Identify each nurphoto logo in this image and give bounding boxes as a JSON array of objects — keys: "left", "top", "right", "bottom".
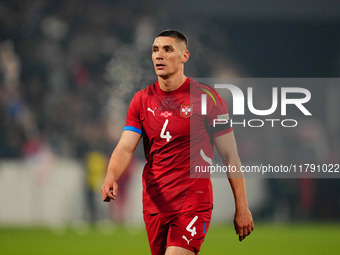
[{"left": 201, "top": 84, "right": 312, "bottom": 128}]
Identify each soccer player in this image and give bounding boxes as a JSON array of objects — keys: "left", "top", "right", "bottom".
[{"left": 101, "top": 30, "right": 254, "bottom": 255}]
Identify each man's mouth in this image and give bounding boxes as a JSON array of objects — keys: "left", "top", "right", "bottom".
[{"left": 156, "top": 64, "right": 165, "bottom": 67}]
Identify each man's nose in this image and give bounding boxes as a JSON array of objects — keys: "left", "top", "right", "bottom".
[{"left": 155, "top": 51, "right": 164, "bottom": 60}]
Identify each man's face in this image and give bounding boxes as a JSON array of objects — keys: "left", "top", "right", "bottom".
[{"left": 152, "top": 36, "right": 189, "bottom": 78}]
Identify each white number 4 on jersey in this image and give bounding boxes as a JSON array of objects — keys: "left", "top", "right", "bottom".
[{"left": 160, "top": 119, "right": 172, "bottom": 142}]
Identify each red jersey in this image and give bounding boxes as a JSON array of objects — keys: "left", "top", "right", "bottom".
[{"left": 124, "top": 78, "right": 232, "bottom": 213}]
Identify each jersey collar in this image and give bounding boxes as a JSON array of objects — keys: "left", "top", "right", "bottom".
[{"left": 155, "top": 77, "right": 190, "bottom": 96}]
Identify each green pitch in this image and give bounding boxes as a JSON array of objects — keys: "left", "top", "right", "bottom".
[{"left": 1, "top": 223, "right": 339, "bottom": 254}]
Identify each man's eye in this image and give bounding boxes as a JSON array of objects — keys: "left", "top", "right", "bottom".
[{"left": 166, "top": 48, "right": 172, "bottom": 52}]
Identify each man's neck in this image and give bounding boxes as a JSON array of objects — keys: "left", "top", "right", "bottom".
[{"left": 158, "top": 73, "right": 187, "bottom": 92}]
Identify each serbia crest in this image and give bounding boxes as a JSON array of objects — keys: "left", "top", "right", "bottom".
[{"left": 180, "top": 104, "right": 193, "bottom": 118}]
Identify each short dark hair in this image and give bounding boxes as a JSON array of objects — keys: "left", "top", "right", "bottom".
[{"left": 156, "top": 29, "right": 188, "bottom": 49}]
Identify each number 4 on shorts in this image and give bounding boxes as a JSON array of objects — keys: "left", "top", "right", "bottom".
[{"left": 186, "top": 216, "right": 198, "bottom": 237}]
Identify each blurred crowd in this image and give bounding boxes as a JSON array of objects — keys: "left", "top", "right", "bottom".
[
  {"left": 0, "top": 0, "right": 339, "bottom": 221},
  {"left": 0, "top": 0, "right": 150, "bottom": 159}
]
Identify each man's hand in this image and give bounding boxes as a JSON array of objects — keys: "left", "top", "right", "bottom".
[
  {"left": 101, "top": 179, "right": 118, "bottom": 202},
  {"left": 100, "top": 130, "right": 141, "bottom": 202},
  {"left": 233, "top": 206, "right": 254, "bottom": 241}
]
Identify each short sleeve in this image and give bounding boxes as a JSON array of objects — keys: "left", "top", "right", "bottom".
[
  {"left": 124, "top": 92, "right": 142, "bottom": 135},
  {"left": 206, "top": 90, "right": 233, "bottom": 137}
]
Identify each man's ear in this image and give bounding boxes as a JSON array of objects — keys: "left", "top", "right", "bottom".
[{"left": 182, "top": 50, "right": 190, "bottom": 63}]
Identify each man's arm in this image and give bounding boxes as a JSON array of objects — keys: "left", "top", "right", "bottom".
[
  {"left": 213, "top": 131, "right": 254, "bottom": 241},
  {"left": 101, "top": 130, "right": 141, "bottom": 202}
]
